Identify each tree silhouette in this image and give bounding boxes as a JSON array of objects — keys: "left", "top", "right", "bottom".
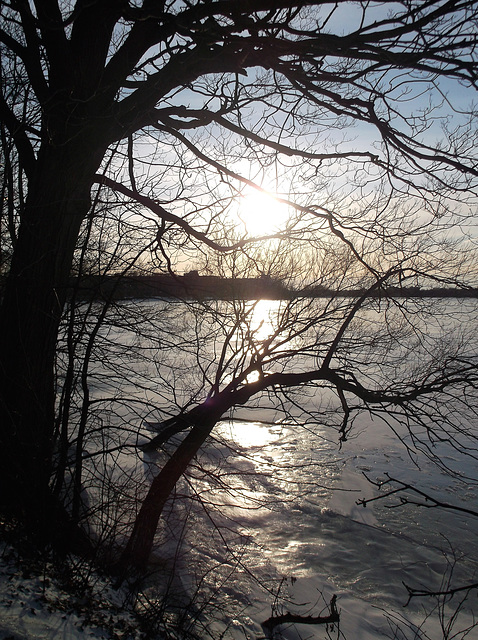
[{"left": 1, "top": 0, "right": 477, "bottom": 578}]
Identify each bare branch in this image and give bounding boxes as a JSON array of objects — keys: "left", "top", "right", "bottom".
[
  {"left": 357, "top": 473, "right": 478, "bottom": 519},
  {"left": 94, "top": 173, "right": 288, "bottom": 251}
]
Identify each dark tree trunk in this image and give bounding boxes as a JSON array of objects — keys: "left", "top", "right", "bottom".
[
  {"left": 117, "top": 403, "right": 225, "bottom": 578},
  {"left": 0, "top": 141, "right": 101, "bottom": 543}
]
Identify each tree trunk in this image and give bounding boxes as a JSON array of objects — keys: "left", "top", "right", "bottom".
[
  {"left": 117, "top": 404, "right": 225, "bottom": 578},
  {"left": 0, "top": 142, "right": 99, "bottom": 543}
]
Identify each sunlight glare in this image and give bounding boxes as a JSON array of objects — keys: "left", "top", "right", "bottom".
[
  {"left": 221, "top": 420, "right": 278, "bottom": 448},
  {"left": 249, "top": 299, "right": 282, "bottom": 342},
  {"left": 238, "top": 189, "right": 289, "bottom": 236}
]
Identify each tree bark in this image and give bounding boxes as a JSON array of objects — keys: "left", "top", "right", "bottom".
[{"left": 0, "top": 141, "right": 101, "bottom": 542}]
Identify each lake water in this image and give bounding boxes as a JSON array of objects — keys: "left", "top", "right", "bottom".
[{"left": 75, "top": 297, "right": 478, "bottom": 639}]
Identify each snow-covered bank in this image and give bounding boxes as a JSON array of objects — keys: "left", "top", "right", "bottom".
[
  {"left": 1, "top": 410, "right": 476, "bottom": 640},
  {"left": 0, "top": 539, "right": 145, "bottom": 640}
]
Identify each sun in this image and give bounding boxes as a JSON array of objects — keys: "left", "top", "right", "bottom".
[{"left": 237, "top": 188, "right": 290, "bottom": 236}]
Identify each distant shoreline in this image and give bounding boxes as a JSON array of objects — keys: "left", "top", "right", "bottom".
[{"left": 69, "top": 272, "right": 478, "bottom": 301}]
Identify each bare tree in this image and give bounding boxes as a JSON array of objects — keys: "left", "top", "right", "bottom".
[{"left": 1, "top": 1, "right": 478, "bottom": 596}]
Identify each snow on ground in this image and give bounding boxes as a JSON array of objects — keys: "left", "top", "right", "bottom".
[
  {"left": 0, "top": 538, "right": 145, "bottom": 640},
  {"left": 1, "top": 411, "right": 476, "bottom": 640}
]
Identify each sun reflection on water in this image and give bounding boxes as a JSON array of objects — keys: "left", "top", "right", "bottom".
[
  {"left": 248, "top": 299, "right": 282, "bottom": 342},
  {"left": 219, "top": 420, "right": 279, "bottom": 448}
]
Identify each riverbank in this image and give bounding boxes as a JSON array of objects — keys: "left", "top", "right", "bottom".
[{"left": 68, "top": 271, "right": 478, "bottom": 301}]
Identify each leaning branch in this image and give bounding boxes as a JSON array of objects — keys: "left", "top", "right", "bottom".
[{"left": 143, "top": 355, "right": 478, "bottom": 451}]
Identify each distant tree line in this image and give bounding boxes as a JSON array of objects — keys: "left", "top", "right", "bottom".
[{"left": 70, "top": 271, "right": 478, "bottom": 301}]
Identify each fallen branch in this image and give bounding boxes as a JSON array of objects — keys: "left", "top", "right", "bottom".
[
  {"left": 262, "top": 594, "right": 339, "bottom": 632},
  {"left": 357, "top": 473, "right": 478, "bottom": 518},
  {"left": 403, "top": 581, "right": 478, "bottom": 605}
]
